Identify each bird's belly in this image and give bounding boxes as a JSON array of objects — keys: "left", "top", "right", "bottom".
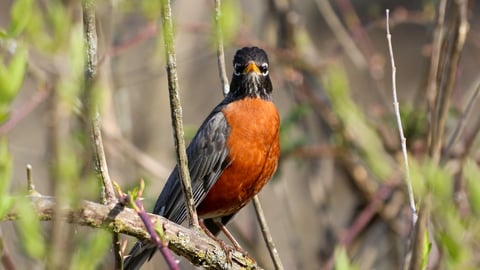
[{"left": 197, "top": 98, "right": 280, "bottom": 218}]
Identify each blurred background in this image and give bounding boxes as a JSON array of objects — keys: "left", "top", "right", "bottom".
[{"left": 1, "top": 0, "right": 480, "bottom": 269}]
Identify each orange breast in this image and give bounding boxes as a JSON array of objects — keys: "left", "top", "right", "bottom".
[{"left": 197, "top": 98, "right": 280, "bottom": 218}]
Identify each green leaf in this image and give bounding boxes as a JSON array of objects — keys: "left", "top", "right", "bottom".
[
  {"left": 325, "top": 64, "right": 392, "bottom": 180},
  {"left": 6, "top": 46, "right": 28, "bottom": 98},
  {"left": 333, "top": 246, "right": 358, "bottom": 270},
  {"left": 0, "top": 46, "right": 28, "bottom": 104},
  {"left": 218, "top": 0, "right": 240, "bottom": 45},
  {"left": 464, "top": 159, "right": 480, "bottom": 215},
  {"left": 421, "top": 229, "right": 432, "bottom": 270},
  {"left": 0, "top": 196, "right": 13, "bottom": 220},
  {"left": 69, "top": 230, "right": 111, "bottom": 270},
  {"left": 8, "top": 0, "right": 34, "bottom": 37}
]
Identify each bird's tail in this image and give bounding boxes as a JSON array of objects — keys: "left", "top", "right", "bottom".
[{"left": 123, "top": 240, "right": 156, "bottom": 270}]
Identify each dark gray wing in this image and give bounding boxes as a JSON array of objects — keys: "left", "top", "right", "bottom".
[
  {"left": 152, "top": 108, "right": 231, "bottom": 224},
  {"left": 124, "top": 106, "right": 231, "bottom": 270}
]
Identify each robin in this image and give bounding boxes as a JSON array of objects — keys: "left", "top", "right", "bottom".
[{"left": 124, "top": 47, "right": 280, "bottom": 269}]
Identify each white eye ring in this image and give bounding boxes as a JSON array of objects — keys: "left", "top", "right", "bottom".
[
  {"left": 234, "top": 63, "right": 242, "bottom": 76},
  {"left": 260, "top": 63, "right": 269, "bottom": 75}
]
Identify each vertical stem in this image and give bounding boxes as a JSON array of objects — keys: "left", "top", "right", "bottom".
[
  {"left": 253, "top": 196, "right": 284, "bottom": 270},
  {"left": 82, "top": 0, "right": 116, "bottom": 204},
  {"left": 386, "top": 9, "right": 417, "bottom": 226},
  {"left": 214, "top": 0, "right": 230, "bottom": 96},
  {"left": 160, "top": 0, "right": 199, "bottom": 228},
  {"left": 82, "top": 0, "right": 120, "bottom": 266}
]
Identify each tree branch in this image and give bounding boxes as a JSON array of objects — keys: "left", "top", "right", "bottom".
[{"left": 4, "top": 196, "right": 260, "bottom": 270}]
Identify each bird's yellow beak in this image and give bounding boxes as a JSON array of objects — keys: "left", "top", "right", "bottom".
[{"left": 243, "top": 61, "right": 260, "bottom": 74}]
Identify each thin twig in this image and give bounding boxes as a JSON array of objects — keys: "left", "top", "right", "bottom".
[
  {"left": 442, "top": 77, "right": 480, "bottom": 163},
  {"left": 425, "top": 0, "right": 447, "bottom": 145},
  {"left": 214, "top": 0, "right": 230, "bottom": 96},
  {"left": 0, "top": 228, "right": 15, "bottom": 270},
  {"left": 429, "top": 0, "right": 469, "bottom": 163},
  {"left": 26, "top": 164, "right": 34, "bottom": 193},
  {"left": 112, "top": 232, "right": 123, "bottom": 270},
  {"left": 314, "top": 0, "right": 367, "bottom": 69},
  {"left": 0, "top": 84, "right": 51, "bottom": 135},
  {"left": 408, "top": 198, "right": 429, "bottom": 270},
  {"left": 385, "top": 9, "right": 417, "bottom": 225},
  {"left": 252, "top": 196, "right": 284, "bottom": 270},
  {"left": 160, "top": 0, "right": 199, "bottom": 228}
]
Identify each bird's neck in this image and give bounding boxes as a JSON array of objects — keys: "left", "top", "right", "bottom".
[{"left": 227, "top": 79, "right": 273, "bottom": 101}]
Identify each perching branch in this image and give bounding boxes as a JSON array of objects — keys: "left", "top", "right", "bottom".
[
  {"left": 4, "top": 196, "right": 260, "bottom": 270},
  {"left": 160, "top": 0, "right": 199, "bottom": 228}
]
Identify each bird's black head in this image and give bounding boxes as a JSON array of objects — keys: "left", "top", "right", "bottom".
[{"left": 228, "top": 47, "right": 273, "bottom": 101}]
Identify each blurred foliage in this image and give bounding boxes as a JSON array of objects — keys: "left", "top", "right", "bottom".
[
  {"left": 333, "top": 246, "right": 358, "bottom": 270},
  {"left": 0, "top": 46, "right": 27, "bottom": 122},
  {"left": 70, "top": 229, "right": 112, "bottom": 270},
  {"left": 15, "top": 196, "right": 46, "bottom": 259},
  {"left": 279, "top": 103, "right": 310, "bottom": 154},
  {"left": 324, "top": 63, "right": 392, "bottom": 180},
  {"left": 211, "top": 0, "right": 240, "bottom": 46},
  {"left": 0, "top": 0, "right": 480, "bottom": 269},
  {"left": 0, "top": 138, "right": 13, "bottom": 220},
  {"left": 464, "top": 159, "right": 480, "bottom": 215}
]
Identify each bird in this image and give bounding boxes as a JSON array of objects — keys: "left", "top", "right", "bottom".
[{"left": 124, "top": 46, "right": 280, "bottom": 269}]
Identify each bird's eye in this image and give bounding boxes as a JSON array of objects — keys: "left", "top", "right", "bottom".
[
  {"left": 259, "top": 63, "right": 269, "bottom": 75},
  {"left": 234, "top": 63, "right": 242, "bottom": 75}
]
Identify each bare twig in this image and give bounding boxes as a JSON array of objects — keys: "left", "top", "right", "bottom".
[
  {"left": 214, "top": 0, "right": 230, "bottom": 96},
  {"left": 252, "top": 196, "right": 284, "bottom": 270},
  {"left": 107, "top": 21, "right": 158, "bottom": 58},
  {"left": 324, "top": 183, "right": 398, "bottom": 270},
  {"left": 386, "top": 9, "right": 417, "bottom": 226},
  {"left": 0, "top": 84, "right": 51, "bottom": 135},
  {"left": 0, "top": 229, "right": 15, "bottom": 270},
  {"left": 4, "top": 196, "right": 260, "bottom": 270},
  {"left": 429, "top": 0, "right": 469, "bottom": 162},
  {"left": 26, "top": 164, "right": 34, "bottom": 193},
  {"left": 314, "top": 0, "right": 367, "bottom": 68},
  {"left": 160, "top": 0, "right": 199, "bottom": 228},
  {"left": 408, "top": 199, "right": 429, "bottom": 270},
  {"left": 442, "top": 77, "right": 480, "bottom": 163},
  {"left": 340, "top": 183, "right": 396, "bottom": 246},
  {"left": 425, "top": 0, "right": 447, "bottom": 125}
]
